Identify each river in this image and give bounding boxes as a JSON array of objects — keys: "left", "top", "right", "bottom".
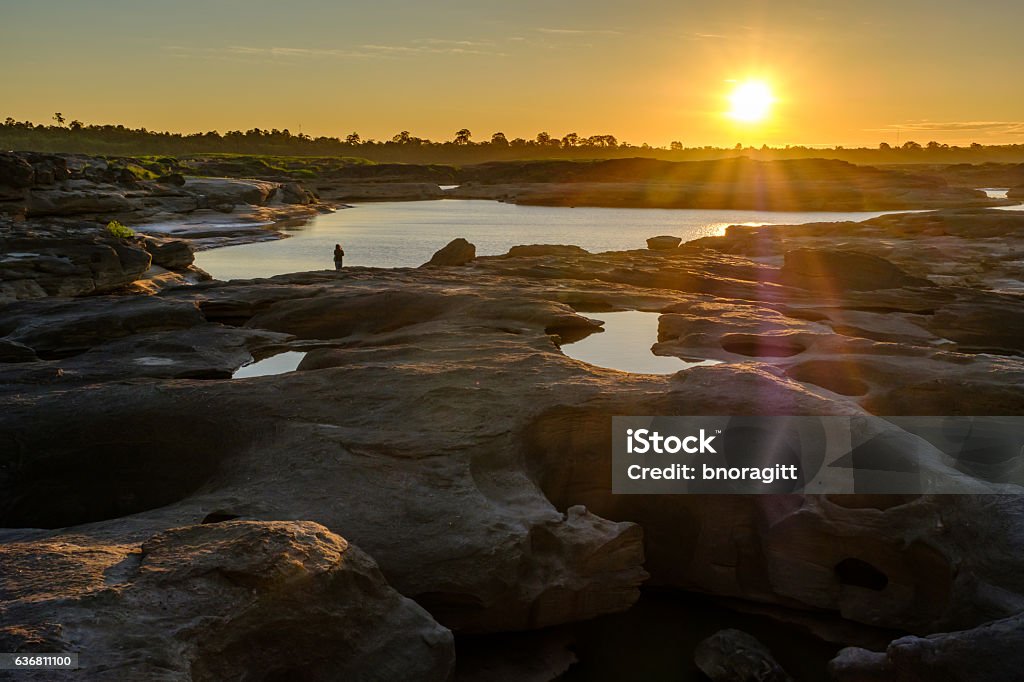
[{"left": 193, "top": 199, "right": 924, "bottom": 279}]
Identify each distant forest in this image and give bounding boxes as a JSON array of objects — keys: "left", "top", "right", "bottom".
[{"left": 4, "top": 115, "right": 1024, "bottom": 165}]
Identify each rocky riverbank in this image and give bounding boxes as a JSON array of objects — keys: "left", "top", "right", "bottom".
[
  {"left": 447, "top": 157, "right": 1006, "bottom": 211},
  {"left": 2, "top": 197, "right": 1024, "bottom": 679},
  {"left": 0, "top": 151, "right": 342, "bottom": 302}
]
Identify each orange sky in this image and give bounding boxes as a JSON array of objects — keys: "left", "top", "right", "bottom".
[{"left": 3, "top": 0, "right": 1023, "bottom": 147}]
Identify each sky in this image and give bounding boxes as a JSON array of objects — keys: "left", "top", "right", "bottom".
[{"left": 3, "top": 0, "right": 1023, "bottom": 147}]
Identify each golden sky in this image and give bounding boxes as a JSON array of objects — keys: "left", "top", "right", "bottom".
[{"left": 3, "top": 0, "right": 1023, "bottom": 147}]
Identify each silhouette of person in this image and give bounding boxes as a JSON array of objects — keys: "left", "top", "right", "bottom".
[{"left": 333, "top": 243, "right": 345, "bottom": 270}]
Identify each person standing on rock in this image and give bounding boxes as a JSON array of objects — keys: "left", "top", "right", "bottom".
[{"left": 333, "top": 243, "right": 345, "bottom": 270}]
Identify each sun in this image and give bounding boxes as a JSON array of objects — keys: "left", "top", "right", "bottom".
[{"left": 727, "top": 80, "right": 774, "bottom": 123}]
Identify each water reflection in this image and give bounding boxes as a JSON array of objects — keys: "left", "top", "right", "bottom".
[
  {"left": 561, "top": 310, "right": 719, "bottom": 374},
  {"left": 194, "top": 199, "right": 918, "bottom": 280}
]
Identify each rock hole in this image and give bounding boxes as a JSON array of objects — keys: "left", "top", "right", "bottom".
[
  {"left": 835, "top": 558, "right": 888, "bottom": 591},
  {"left": 0, "top": 413, "right": 254, "bottom": 529}
]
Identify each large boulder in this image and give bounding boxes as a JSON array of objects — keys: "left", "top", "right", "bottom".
[
  {"left": 0, "top": 521, "right": 455, "bottom": 681},
  {"left": 646, "top": 235, "right": 682, "bottom": 250},
  {"left": 421, "top": 237, "right": 476, "bottom": 267},
  {"left": 695, "top": 629, "right": 792, "bottom": 682}
]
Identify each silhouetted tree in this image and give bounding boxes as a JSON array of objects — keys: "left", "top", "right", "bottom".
[
  {"left": 582, "top": 134, "right": 617, "bottom": 148},
  {"left": 535, "top": 131, "right": 551, "bottom": 146},
  {"left": 454, "top": 128, "right": 472, "bottom": 145},
  {"left": 490, "top": 132, "right": 508, "bottom": 146},
  {"left": 52, "top": 112, "right": 65, "bottom": 127},
  {"left": 561, "top": 132, "right": 579, "bottom": 148},
  {"left": 670, "top": 141, "right": 683, "bottom": 151},
  {"left": 345, "top": 132, "right": 361, "bottom": 144},
  {"left": 902, "top": 140, "right": 921, "bottom": 150},
  {"left": 879, "top": 142, "right": 891, "bottom": 150}
]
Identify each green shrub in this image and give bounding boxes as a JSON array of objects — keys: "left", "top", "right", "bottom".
[{"left": 105, "top": 220, "right": 135, "bottom": 239}]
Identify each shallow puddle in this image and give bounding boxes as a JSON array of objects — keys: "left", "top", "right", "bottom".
[
  {"left": 232, "top": 351, "right": 307, "bottom": 378},
  {"left": 561, "top": 311, "right": 719, "bottom": 375}
]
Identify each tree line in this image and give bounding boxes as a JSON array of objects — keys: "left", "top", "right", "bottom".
[{"left": 4, "top": 115, "right": 1024, "bottom": 164}]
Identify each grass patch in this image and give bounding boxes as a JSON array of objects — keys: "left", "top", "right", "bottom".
[{"left": 105, "top": 220, "right": 135, "bottom": 239}]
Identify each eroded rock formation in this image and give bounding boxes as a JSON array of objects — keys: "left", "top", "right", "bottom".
[
  {"left": 2, "top": 202, "right": 1024, "bottom": 679},
  {"left": 0, "top": 520, "right": 455, "bottom": 681}
]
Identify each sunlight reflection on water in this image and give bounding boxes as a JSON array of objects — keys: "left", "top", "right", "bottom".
[
  {"left": 232, "top": 351, "right": 307, "bottom": 378},
  {"left": 561, "top": 311, "right": 719, "bottom": 375},
  {"left": 194, "top": 199, "right": 914, "bottom": 279}
]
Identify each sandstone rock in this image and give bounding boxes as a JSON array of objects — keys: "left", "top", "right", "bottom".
[
  {"left": 0, "top": 233, "right": 153, "bottom": 301},
  {"left": 183, "top": 177, "right": 279, "bottom": 206},
  {"left": 504, "top": 244, "right": 591, "bottom": 258},
  {"left": 422, "top": 237, "right": 476, "bottom": 267},
  {"left": 0, "top": 275, "right": 650, "bottom": 636},
  {"left": 157, "top": 172, "right": 187, "bottom": 186},
  {"left": 4, "top": 203, "right": 1024, "bottom": 673},
  {"left": 0, "top": 338, "right": 37, "bottom": 363},
  {"left": 143, "top": 236, "right": 195, "bottom": 269},
  {"left": 18, "top": 153, "right": 71, "bottom": 186},
  {"left": 281, "top": 181, "right": 315, "bottom": 204},
  {"left": 0, "top": 521, "right": 455, "bottom": 681},
  {"left": 781, "top": 249, "right": 931, "bottom": 291},
  {"left": 695, "top": 629, "right": 793, "bottom": 682},
  {"left": 1, "top": 295, "right": 204, "bottom": 358},
  {"left": 829, "top": 612, "right": 1024, "bottom": 682},
  {"left": 646, "top": 235, "right": 682, "bottom": 250},
  {"left": 0, "top": 152, "right": 36, "bottom": 188},
  {"left": 25, "top": 189, "right": 134, "bottom": 217}
]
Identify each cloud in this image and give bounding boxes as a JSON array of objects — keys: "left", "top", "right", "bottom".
[
  {"left": 535, "top": 27, "right": 622, "bottom": 35},
  {"left": 868, "top": 121, "right": 1024, "bottom": 136},
  {"left": 163, "top": 40, "right": 508, "bottom": 62},
  {"left": 362, "top": 43, "right": 507, "bottom": 56},
  {"left": 413, "top": 38, "right": 494, "bottom": 47},
  {"left": 227, "top": 46, "right": 380, "bottom": 59}
]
